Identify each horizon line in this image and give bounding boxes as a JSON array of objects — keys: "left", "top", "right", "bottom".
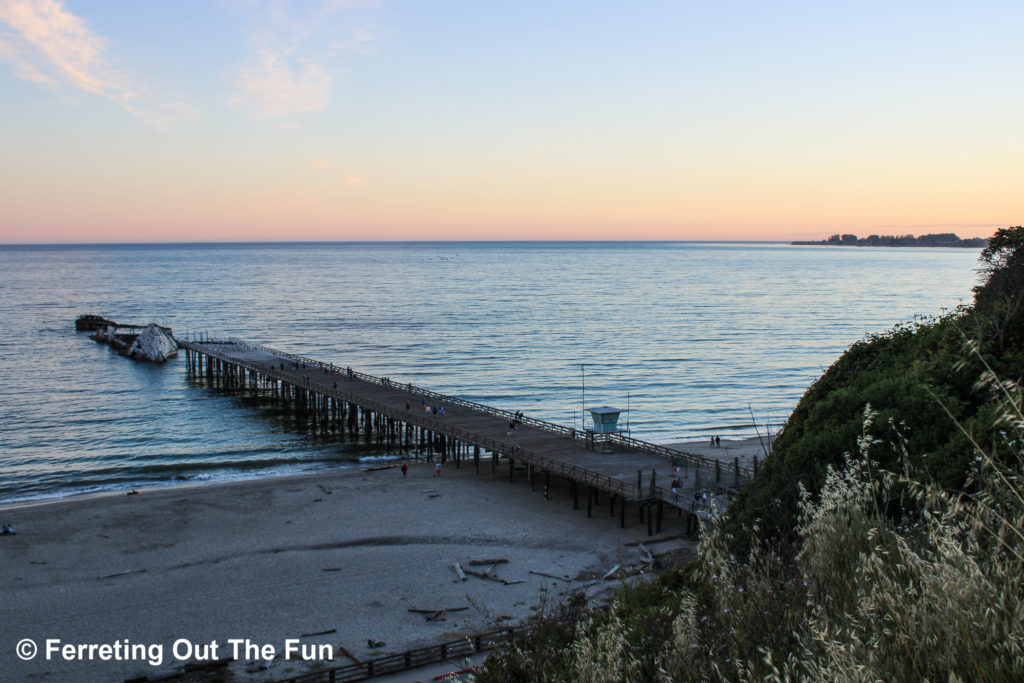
[{"left": 0, "top": 238, "right": 797, "bottom": 247}]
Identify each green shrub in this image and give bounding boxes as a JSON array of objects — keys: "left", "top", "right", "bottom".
[{"left": 526, "top": 405, "right": 1024, "bottom": 681}]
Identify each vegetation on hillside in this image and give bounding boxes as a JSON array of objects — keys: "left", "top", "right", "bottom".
[
  {"left": 727, "top": 226, "right": 1024, "bottom": 552},
  {"left": 477, "top": 227, "right": 1024, "bottom": 681}
]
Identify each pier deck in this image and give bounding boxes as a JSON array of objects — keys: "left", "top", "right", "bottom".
[{"left": 177, "top": 338, "right": 756, "bottom": 532}]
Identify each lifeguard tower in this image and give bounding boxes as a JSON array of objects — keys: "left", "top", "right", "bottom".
[{"left": 586, "top": 406, "right": 627, "bottom": 451}]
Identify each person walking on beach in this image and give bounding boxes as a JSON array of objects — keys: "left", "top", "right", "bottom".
[
  {"left": 715, "top": 436, "right": 720, "bottom": 448},
  {"left": 434, "top": 462, "right": 442, "bottom": 477},
  {"left": 401, "top": 463, "right": 408, "bottom": 478}
]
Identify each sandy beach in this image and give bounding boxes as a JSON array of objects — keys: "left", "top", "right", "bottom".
[{"left": 0, "top": 438, "right": 763, "bottom": 682}]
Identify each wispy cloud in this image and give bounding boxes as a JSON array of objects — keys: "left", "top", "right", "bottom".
[
  {"left": 0, "top": 0, "right": 192, "bottom": 127},
  {"left": 328, "top": 26, "right": 378, "bottom": 56},
  {"left": 0, "top": 0, "right": 125, "bottom": 93},
  {"left": 231, "top": 0, "right": 380, "bottom": 119},
  {"left": 235, "top": 49, "right": 331, "bottom": 118},
  {"left": 0, "top": 30, "right": 57, "bottom": 85}
]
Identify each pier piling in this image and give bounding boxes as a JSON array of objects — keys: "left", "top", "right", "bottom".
[{"left": 178, "top": 337, "right": 754, "bottom": 535}]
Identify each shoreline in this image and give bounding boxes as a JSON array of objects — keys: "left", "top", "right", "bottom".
[
  {"left": 0, "top": 461, "right": 370, "bottom": 512},
  {"left": 0, "top": 462, "right": 382, "bottom": 513},
  {"left": 0, "top": 436, "right": 770, "bottom": 511},
  {"left": 1, "top": 446, "right": 734, "bottom": 682}
]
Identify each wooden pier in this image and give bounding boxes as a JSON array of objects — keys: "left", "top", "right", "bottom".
[{"left": 177, "top": 338, "right": 756, "bottom": 535}]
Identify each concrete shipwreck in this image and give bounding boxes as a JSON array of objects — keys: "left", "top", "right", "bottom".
[
  {"left": 125, "top": 323, "right": 178, "bottom": 362},
  {"left": 82, "top": 317, "right": 178, "bottom": 363}
]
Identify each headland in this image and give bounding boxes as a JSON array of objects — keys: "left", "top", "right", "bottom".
[{"left": 792, "top": 232, "right": 987, "bottom": 247}]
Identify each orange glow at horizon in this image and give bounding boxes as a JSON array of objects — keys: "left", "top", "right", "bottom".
[{"left": 0, "top": 2, "right": 1018, "bottom": 244}]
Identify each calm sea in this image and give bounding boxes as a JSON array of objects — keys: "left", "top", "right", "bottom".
[{"left": 0, "top": 242, "right": 980, "bottom": 503}]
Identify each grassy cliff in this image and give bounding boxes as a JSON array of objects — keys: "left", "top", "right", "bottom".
[
  {"left": 727, "top": 228, "right": 1024, "bottom": 553},
  {"left": 477, "top": 227, "right": 1024, "bottom": 682}
]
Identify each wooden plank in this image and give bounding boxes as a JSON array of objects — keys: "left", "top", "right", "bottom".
[{"left": 180, "top": 339, "right": 754, "bottom": 509}]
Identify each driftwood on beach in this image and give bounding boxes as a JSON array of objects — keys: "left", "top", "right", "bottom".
[
  {"left": 337, "top": 644, "right": 361, "bottom": 665},
  {"left": 362, "top": 464, "right": 397, "bottom": 472},
  {"left": 638, "top": 542, "right": 654, "bottom": 565},
  {"left": 300, "top": 628, "right": 337, "bottom": 637},
  {"left": 99, "top": 568, "right": 147, "bottom": 579},
  {"left": 462, "top": 567, "right": 524, "bottom": 585},
  {"left": 408, "top": 606, "right": 469, "bottom": 622},
  {"left": 624, "top": 532, "right": 687, "bottom": 546}
]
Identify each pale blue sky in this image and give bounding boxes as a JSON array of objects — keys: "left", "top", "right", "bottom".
[{"left": 0, "top": 1, "right": 1020, "bottom": 242}]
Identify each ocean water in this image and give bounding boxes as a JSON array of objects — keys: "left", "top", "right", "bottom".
[{"left": 0, "top": 242, "right": 980, "bottom": 503}]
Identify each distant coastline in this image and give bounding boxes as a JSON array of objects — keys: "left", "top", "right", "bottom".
[{"left": 792, "top": 232, "right": 988, "bottom": 248}]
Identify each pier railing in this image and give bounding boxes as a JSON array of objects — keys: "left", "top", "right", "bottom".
[
  {"left": 274, "top": 621, "right": 544, "bottom": 683},
  {"left": 223, "top": 338, "right": 589, "bottom": 439},
  {"left": 180, "top": 340, "right": 637, "bottom": 499},
  {"left": 180, "top": 338, "right": 755, "bottom": 493},
  {"left": 606, "top": 433, "right": 756, "bottom": 481}
]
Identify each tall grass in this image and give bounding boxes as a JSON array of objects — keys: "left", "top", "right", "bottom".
[
  {"left": 582, "top": 396, "right": 1024, "bottom": 682},
  {"left": 479, "top": 356, "right": 1024, "bottom": 682}
]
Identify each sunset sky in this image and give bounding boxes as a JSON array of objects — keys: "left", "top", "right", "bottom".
[{"left": 0, "top": 1, "right": 1019, "bottom": 243}]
